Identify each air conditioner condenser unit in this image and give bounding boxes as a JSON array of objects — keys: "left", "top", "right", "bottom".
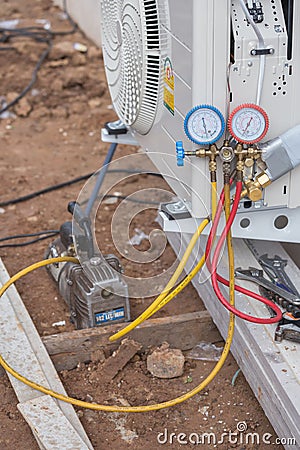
[{"left": 100, "top": 0, "right": 300, "bottom": 242}]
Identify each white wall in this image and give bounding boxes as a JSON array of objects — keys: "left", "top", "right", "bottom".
[{"left": 54, "top": 0, "right": 102, "bottom": 47}]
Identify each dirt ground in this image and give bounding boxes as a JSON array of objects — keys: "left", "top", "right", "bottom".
[{"left": 0, "top": 1, "right": 285, "bottom": 449}]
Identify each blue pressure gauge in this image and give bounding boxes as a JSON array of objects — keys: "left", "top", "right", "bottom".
[{"left": 184, "top": 105, "right": 225, "bottom": 145}]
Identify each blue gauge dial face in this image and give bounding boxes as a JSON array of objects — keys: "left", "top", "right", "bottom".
[{"left": 184, "top": 105, "right": 225, "bottom": 145}]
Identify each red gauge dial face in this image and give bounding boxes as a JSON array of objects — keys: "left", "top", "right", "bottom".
[{"left": 228, "top": 104, "right": 269, "bottom": 144}]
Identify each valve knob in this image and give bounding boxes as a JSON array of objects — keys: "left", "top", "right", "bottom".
[
  {"left": 176, "top": 141, "right": 185, "bottom": 166},
  {"left": 247, "top": 183, "right": 263, "bottom": 202}
]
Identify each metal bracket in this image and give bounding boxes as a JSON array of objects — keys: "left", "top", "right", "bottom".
[
  {"left": 160, "top": 200, "right": 192, "bottom": 221},
  {"left": 250, "top": 48, "right": 275, "bottom": 56}
]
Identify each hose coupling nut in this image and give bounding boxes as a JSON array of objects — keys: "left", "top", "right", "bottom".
[
  {"left": 223, "top": 162, "right": 231, "bottom": 178},
  {"left": 256, "top": 171, "right": 271, "bottom": 189},
  {"left": 244, "top": 157, "right": 254, "bottom": 168},
  {"left": 236, "top": 160, "right": 245, "bottom": 172},
  {"left": 243, "top": 171, "right": 271, "bottom": 202},
  {"left": 195, "top": 148, "right": 207, "bottom": 158},
  {"left": 209, "top": 160, "right": 217, "bottom": 173},
  {"left": 220, "top": 145, "right": 234, "bottom": 162}
]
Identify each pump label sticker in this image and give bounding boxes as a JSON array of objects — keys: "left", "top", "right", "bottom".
[
  {"left": 163, "top": 57, "right": 175, "bottom": 115},
  {"left": 95, "top": 307, "right": 125, "bottom": 325}
]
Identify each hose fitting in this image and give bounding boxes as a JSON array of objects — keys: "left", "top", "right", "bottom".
[
  {"left": 241, "top": 171, "right": 271, "bottom": 201},
  {"left": 223, "top": 162, "right": 231, "bottom": 185},
  {"left": 209, "top": 144, "right": 218, "bottom": 183}
]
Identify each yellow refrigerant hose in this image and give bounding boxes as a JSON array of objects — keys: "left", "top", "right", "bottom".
[
  {"left": 211, "top": 181, "right": 218, "bottom": 220},
  {"left": 110, "top": 217, "right": 210, "bottom": 341},
  {"left": 110, "top": 180, "right": 219, "bottom": 341},
  {"left": 0, "top": 185, "right": 235, "bottom": 412},
  {"left": 144, "top": 179, "right": 217, "bottom": 321}
]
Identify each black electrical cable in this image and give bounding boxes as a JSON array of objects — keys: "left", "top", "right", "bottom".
[
  {"left": 0, "top": 193, "right": 160, "bottom": 250},
  {"left": 0, "top": 173, "right": 94, "bottom": 207},
  {"left": 0, "top": 46, "right": 16, "bottom": 51},
  {"left": 0, "top": 194, "right": 160, "bottom": 250},
  {"left": 0, "top": 169, "right": 163, "bottom": 207},
  {"left": 0, "top": 43, "right": 52, "bottom": 116},
  {"left": 0, "top": 230, "right": 60, "bottom": 243},
  {"left": 0, "top": 0, "right": 77, "bottom": 116},
  {"left": 0, "top": 232, "right": 59, "bottom": 249}
]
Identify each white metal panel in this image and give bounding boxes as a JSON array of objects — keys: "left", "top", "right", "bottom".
[
  {"left": 53, "top": 0, "right": 102, "bottom": 47},
  {"left": 100, "top": 0, "right": 300, "bottom": 241},
  {"left": 167, "top": 0, "right": 193, "bottom": 49},
  {"left": 140, "top": 0, "right": 232, "bottom": 218},
  {"left": 230, "top": 0, "right": 300, "bottom": 211},
  {"left": 231, "top": 0, "right": 290, "bottom": 133}
]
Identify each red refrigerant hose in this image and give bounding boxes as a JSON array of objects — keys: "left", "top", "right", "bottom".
[{"left": 206, "top": 181, "right": 282, "bottom": 324}]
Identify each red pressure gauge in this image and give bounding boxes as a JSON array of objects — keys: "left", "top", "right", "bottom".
[{"left": 228, "top": 103, "right": 269, "bottom": 144}]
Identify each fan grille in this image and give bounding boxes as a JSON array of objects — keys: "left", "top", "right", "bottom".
[{"left": 101, "top": 0, "right": 166, "bottom": 135}]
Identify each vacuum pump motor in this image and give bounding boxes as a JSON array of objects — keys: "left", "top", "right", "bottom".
[{"left": 47, "top": 237, "right": 130, "bottom": 329}]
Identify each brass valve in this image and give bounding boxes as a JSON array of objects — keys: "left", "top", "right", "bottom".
[
  {"left": 244, "top": 157, "right": 255, "bottom": 168},
  {"left": 178, "top": 141, "right": 265, "bottom": 193},
  {"left": 241, "top": 171, "right": 271, "bottom": 201}
]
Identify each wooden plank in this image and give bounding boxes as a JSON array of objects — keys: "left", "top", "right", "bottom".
[
  {"left": 18, "top": 396, "right": 89, "bottom": 450},
  {"left": 42, "top": 311, "right": 220, "bottom": 371},
  {"left": 165, "top": 232, "right": 300, "bottom": 450},
  {"left": 0, "top": 259, "right": 93, "bottom": 450}
]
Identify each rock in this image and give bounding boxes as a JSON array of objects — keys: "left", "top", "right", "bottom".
[
  {"left": 91, "top": 349, "right": 106, "bottom": 363},
  {"left": 6, "top": 92, "right": 19, "bottom": 104},
  {"left": 69, "top": 101, "right": 86, "bottom": 115},
  {"left": 30, "top": 106, "right": 49, "bottom": 119},
  {"left": 89, "top": 371, "right": 100, "bottom": 383},
  {"left": 51, "top": 106, "right": 68, "bottom": 118},
  {"left": 48, "top": 59, "right": 69, "bottom": 68},
  {"left": 72, "top": 52, "right": 87, "bottom": 66},
  {"left": 15, "top": 97, "right": 32, "bottom": 117},
  {"left": 13, "top": 41, "right": 28, "bottom": 55},
  {"left": 198, "top": 405, "right": 209, "bottom": 416},
  {"left": 110, "top": 395, "right": 131, "bottom": 407},
  {"left": 51, "top": 41, "right": 74, "bottom": 60},
  {"left": 88, "top": 97, "right": 103, "bottom": 109},
  {"left": 51, "top": 78, "right": 64, "bottom": 92},
  {"left": 27, "top": 215, "right": 38, "bottom": 222},
  {"left": 84, "top": 410, "right": 96, "bottom": 424},
  {"left": 63, "top": 67, "right": 86, "bottom": 88},
  {"left": 88, "top": 46, "right": 102, "bottom": 60},
  {"left": 147, "top": 342, "right": 185, "bottom": 379},
  {"left": 131, "top": 354, "right": 141, "bottom": 363},
  {"left": 29, "top": 51, "right": 40, "bottom": 63}
]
